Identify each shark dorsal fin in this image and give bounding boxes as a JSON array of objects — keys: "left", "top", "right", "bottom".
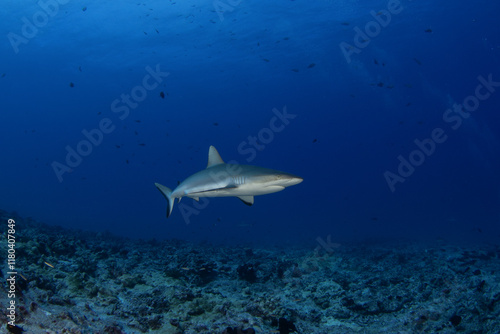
[{"left": 207, "top": 145, "right": 224, "bottom": 168}]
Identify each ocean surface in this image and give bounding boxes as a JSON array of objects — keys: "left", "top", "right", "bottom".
[{"left": 1, "top": 0, "right": 500, "bottom": 332}]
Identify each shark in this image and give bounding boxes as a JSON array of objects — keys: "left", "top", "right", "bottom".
[{"left": 155, "top": 146, "right": 303, "bottom": 218}]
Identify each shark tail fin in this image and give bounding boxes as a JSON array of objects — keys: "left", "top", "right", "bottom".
[{"left": 155, "top": 183, "right": 174, "bottom": 218}]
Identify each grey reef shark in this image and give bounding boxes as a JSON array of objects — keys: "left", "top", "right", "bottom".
[{"left": 155, "top": 146, "right": 303, "bottom": 218}]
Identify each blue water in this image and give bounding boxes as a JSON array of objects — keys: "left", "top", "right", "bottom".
[{"left": 1, "top": 0, "right": 499, "bottom": 245}]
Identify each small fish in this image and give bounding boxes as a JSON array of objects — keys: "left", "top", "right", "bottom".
[
  {"left": 413, "top": 58, "right": 422, "bottom": 65},
  {"left": 377, "top": 82, "right": 384, "bottom": 87},
  {"left": 340, "top": 22, "right": 350, "bottom": 26},
  {"left": 312, "top": 138, "right": 317, "bottom": 143},
  {"left": 82, "top": 6, "right": 87, "bottom": 11},
  {"left": 374, "top": 58, "right": 378, "bottom": 65},
  {"left": 138, "top": 143, "right": 146, "bottom": 146},
  {"left": 69, "top": 82, "right": 74, "bottom": 87},
  {"left": 263, "top": 58, "right": 270, "bottom": 62},
  {"left": 135, "top": 120, "right": 141, "bottom": 123},
  {"left": 160, "top": 91, "right": 165, "bottom": 98},
  {"left": 424, "top": 28, "right": 432, "bottom": 33},
  {"left": 307, "top": 63, "right": 315, "bottom": 68},
  {"left": 44, "top": 261, "right": 54, "bottom": 268},
  {"left": 291, "top": 69, "right": 299, "bottom": 72},
  {"left": 213, "top": 122, "right": 219, "bottom": 126}
]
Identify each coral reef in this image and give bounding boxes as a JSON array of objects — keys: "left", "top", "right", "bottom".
[{"left": 0, "top": 209, "right": 499, "bottom": 333}]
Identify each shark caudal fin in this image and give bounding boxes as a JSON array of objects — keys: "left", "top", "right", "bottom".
[{"left": 155, "top": 183, "right": 174, "bottom": 218}]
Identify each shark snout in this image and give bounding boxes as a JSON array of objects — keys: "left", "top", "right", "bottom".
[{"left": 278, "top": 173, "right": 303, "bottom": 187}]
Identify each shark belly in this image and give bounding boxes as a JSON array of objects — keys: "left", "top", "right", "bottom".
[{"left": 186, "top": 184, "right": 285, "bottom": 198}]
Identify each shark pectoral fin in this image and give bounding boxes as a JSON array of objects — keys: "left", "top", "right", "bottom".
[
  {"left": 237, "top": 195, "right": 254, "bottom": 206},
  {"left": 189, "top": 196, "right": 200, "bottom": 201}
]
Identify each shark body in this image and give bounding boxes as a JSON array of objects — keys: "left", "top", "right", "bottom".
[{"left": 155, "top": 146, "right": 303, "bottom": 218}]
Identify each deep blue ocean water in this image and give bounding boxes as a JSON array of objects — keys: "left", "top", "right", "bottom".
[{"left": 1, "top": 0, "right": 499, "bottom": 246}]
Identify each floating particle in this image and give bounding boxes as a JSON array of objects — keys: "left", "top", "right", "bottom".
[
  {"left": 97, "top": 111, "right": 101, "bottom": 115},
  {"left": 69, "top": 82, "right": 74, "bottom": 87},
  {"left": 413, "top": 58, "right": 422, "bottom": 65},
  {"left": 82, "top": 6, "right": 87, "bottom": 11},
  {"left": 312, "top": 138, "right": 317, "bottom": 143},
  {"left": 341, "top": 22, "right": 350, "bottom": 26},
  {"left": 2, "top": 73, "right": 6, "bottom": 77},
  {"left": 143, "top": 31, "right": 147, "bottom": 35},
  {"left": 374, "top": 58, "right": 378, "bottom": 65},
  {"left": 126, "top": 160, "right": 129, "bottom": 164},
  {"left": 291, "top": 69, "right": 299, "bottom": 72},
  {"left": 213, "top": 122, "right": 219, "bottom": 126},
  {"left": 155, "top": 28, "right": 159, "bottom": 34},
  {"left": 115, "top": 145, "right": 121, "bottom": 148},
  {"left": 377, "top": 82, "right": 384, "bottom": 87},
  {"left": 406, "top": 102, "right": 412, "bottom": 107},
  {"left": 134, "top": 131, "right": 138, "bottom": 135},
  {"left": 160, "top": 91, "right": 165, "bottom": 98},
  {"left": 386, "top": 84, "right": 394, "bottom": 89},
  {"left": 283, "top": 37, "right": 289, "bottom": 40},
  {"left": 424, "top": 28, "right": 433, "bottom": 33},
  {"left": 134, "top": 120, "right": 141, "bottom": 123},
  {"left": 78, "top": 66, "right": 82, "bottom": 72},
  {"left": 263, "top": 58, "right": 270, "bottom": 62},
  {"left": 44, "top": 261, "right": 54, "bottom": 268},
  {"left": 138, "top": 143, "right": 146, "bottom": 146},
  {"left": 307, "top": 63, "right": 316, "bottom": 68}
]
